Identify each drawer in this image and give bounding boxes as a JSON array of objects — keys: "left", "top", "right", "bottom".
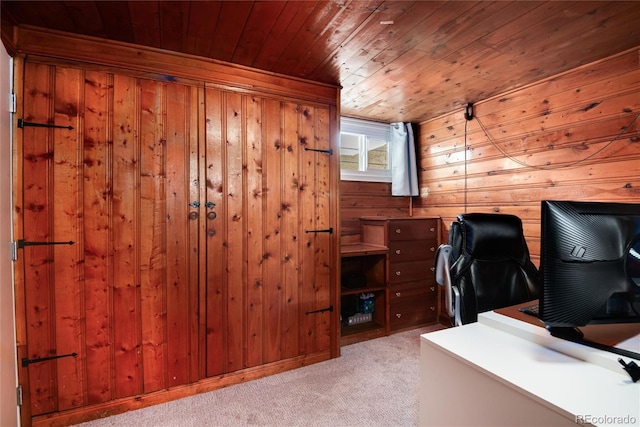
[
  {"left": 389, "top": 302, "right": 437, "bottom": 331},
  {"left": 388, "top": 219, "right": 438, "bottom": 242},
  {"left": 390, "top": 280, "right": 437, "bottom": 304},
  {"left": 389, "top": 240, "right": 437, "bottom": 263},
  {"left": 389, "top": 260, "right": 435, "bottom": 284}
]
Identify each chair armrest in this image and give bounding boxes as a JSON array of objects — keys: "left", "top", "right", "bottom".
[{"left": 435, "top": 244, "right": 463, "bottom": 326}]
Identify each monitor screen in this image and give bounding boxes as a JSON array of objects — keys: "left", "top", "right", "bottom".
[{"left": 539, "top": 200, "right": 640, "bottom": 331}]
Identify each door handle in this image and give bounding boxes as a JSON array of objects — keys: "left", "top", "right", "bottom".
[{"left": 207, "top": 211, "right": 217, "bottom": 220}]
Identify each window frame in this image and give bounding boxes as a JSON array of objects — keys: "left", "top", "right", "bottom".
[{"left": 339, "top": 117, "right": 392, "bottom": 182}]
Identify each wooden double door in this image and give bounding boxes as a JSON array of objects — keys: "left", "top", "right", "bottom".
[{"left": 15, "top": 59, "right": 336, "bottom": 421}]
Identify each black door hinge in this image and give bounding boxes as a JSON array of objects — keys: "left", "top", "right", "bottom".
[
  {"left": 18, "top": 119, "right": 73, "bottom": 130},
  {"left": 304, "top": 147, "right": 333, "bottom": 155},
  {"left": 22, "top": 352, "right": 77, "bottom": 367},
  {"left": 11, "top": 240, "right": 75, "bottom": 261},
  {"left": 305, "top": 306, "right": 334, "bottom": 315},
  {"left": 305, "top": 228, "right": 333, "bottom": 234}
]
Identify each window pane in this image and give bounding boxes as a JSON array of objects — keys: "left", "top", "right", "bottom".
[
  {"left": 340, "top": 133, "right": 361, "bottom": 170},
  {"left": 367, "top": 138, "right": 388, "bottom": 170},
  {"left": 340, "top": 152, "right": 360, "bottom": 170}
]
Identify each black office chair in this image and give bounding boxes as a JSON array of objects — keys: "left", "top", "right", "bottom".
[{"left": 435, "top": 213, "right": 540, "bottom": 326}]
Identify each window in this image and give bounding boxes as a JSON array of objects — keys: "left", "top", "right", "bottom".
[{"left": 340, "top": 117, "right": 391, "bottom": 182}]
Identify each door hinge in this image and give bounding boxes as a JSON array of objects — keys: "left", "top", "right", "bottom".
[
  {"left": 17, "top": 118, "right": 73, "bottom": 130},
  {"left": 10, "top": 241, "right": 17, "bottom": 262},
  {"left": 304, "top": 147, "right": 333, "bottom": 155},
  {"left": 11, "top": 239, "right": 75, "bottom": 262},
  {"left": 305, "top": 306, "right": 334, "bottom": 315},
  {"left": 22, "top": 351, "right": 77, "bottom": 367},
  {"left": 16, "top": 385, "right": 22, "bottom": 407},
  {"left": 305, "top": 227, "right": 333, "bottom": 234},
  {"left": 9, "top": 93, "right": 16, "bottom": 113}
]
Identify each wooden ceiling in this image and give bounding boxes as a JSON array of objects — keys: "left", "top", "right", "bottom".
[{"left": 2, "top": 1, "right": 639, "bottom": 123}]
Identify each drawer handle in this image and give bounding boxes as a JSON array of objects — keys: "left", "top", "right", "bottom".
[
  {"left": 430, "top": 287, "right": 435, "bottom": 292},
  {"left": 395, "top": 228, "right": 401, "bottom": 234},
  {"left": 430, "top": 247, "right": 435, "bottom": 252},
  {"left": 430, "top": 306, "right": 436, "bottom": 311},
  {"left": 430, "top": 267, "right": 435, "bottom": 272},
  {"left": 395, "top": 249, "right": 401, "bottom": 254},
  {"left": 396, "top": 313, "right": 402, "bottom": 318},
  {"left": 430, "top": 227, "right": 435, "bottom": 232},
  {"left": 396, "top": 292, "right": 401, "bottom": 297},
  {"left": 395, "top": 271, "right": 401, "bottom": 276}
]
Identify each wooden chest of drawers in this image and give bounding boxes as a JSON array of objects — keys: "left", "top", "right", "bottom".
[{"left": 361, "top": 217, "right": 440, "bottom": 332}]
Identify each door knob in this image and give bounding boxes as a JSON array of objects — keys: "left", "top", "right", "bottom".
[
  {"left": 207, "top": 211, "right": 217, "bottom": 220},
  {"left": 189, "top": 212, "right": 199, "bottom": 220}
]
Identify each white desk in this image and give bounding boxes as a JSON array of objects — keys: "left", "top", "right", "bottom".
[{"left": 420, "top": 310, "right": 640, "bottom": 427}]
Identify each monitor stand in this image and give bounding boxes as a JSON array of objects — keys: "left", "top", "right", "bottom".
[
  {"left": 547, "top": 326, "right": 640, "bottom": 360},
  {"left": 546, "top": 326, "right": 584, "bottom": 341}
]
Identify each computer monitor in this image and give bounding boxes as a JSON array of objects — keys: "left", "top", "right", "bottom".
[{"left": 539, "top": 200, "right": 640, "bottom": 335}]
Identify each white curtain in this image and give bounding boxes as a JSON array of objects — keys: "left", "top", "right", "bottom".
[{"left": 390, "top": 122, "right": 418, "bottom": 196}]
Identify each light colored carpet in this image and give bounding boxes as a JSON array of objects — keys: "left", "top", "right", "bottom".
[{"left": 76, "top": 324, "right": 446, "bottom": 427}]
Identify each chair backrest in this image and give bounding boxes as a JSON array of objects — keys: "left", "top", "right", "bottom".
[{"left": 448, "top": 213, "right": 540, "bottom": 324}]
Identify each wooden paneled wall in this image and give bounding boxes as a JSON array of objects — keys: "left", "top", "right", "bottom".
[
  {"left": 414, "top": 48, "right": 640, "bottom": 265},
  {"left": 339, "top": 181, "right": 411, "bottom": 243}
]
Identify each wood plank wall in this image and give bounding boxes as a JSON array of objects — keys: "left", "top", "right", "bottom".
[
  {"left": 339, "top": 181, "right": 411, "bottom": 243},
  {"left": 414, "top": 48, "right": 640, "bottom": 266}
]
